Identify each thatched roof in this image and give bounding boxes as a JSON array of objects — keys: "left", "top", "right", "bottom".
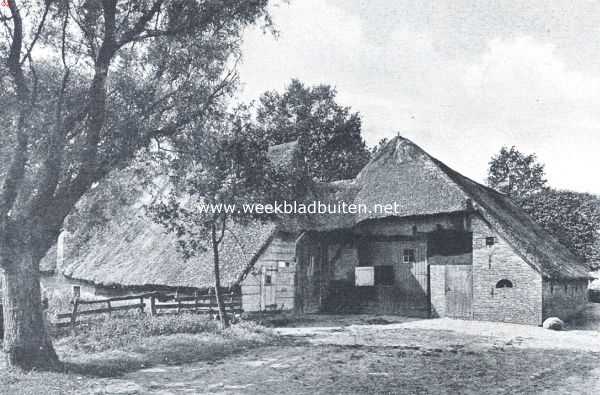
[
  {"left": 58, "top": 215, "right": 277, "bottom": 289},
  {"left": 46, "top": 137, "right": 589, "bottom": 287},
  {"left": 42, "top": 141, "right": 298, "bottom": 289},
  {"left": 283, "top": 136, "right": 589, "bottom": 279},
  {"left": 307, "top": 136, "right": 589, "bottom": 280},
  {"left": 434, "top": 157, "right": 590, "bottom": 280}
]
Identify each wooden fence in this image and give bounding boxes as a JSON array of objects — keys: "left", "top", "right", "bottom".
[{"left": 53, "top": 290, "right": 242, "bottom": 328}]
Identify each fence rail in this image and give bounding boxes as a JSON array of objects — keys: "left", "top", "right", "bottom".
[{"left": 52, "top": 290, "right": 242, "bottom": 328}]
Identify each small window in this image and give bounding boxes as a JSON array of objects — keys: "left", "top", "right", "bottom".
[
  {"left": 486, "top": 237, "right": 496, "bottom": 247},
  {"left": 265, "top": 275, "right": 272, "bottom": 285},
  {"left": 403, "top": 249, "right": 416, "bottom": 263},
  {"left": 496, "top": 279, "right": 513, "bottom": 288}
]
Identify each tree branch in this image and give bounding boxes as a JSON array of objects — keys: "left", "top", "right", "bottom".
[
  {"left": 1, "top": 0, "right": 30, "bottom": 223},
  {"left": 19, "top": 0, "right": 52, "bottom": 65},
  {"left": 116, "top": 0, "right": 164, "bottom": 48}
]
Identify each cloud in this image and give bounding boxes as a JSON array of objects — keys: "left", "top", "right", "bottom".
[{"left": 239, "top": 3, "right": 600, "bottom": 193}]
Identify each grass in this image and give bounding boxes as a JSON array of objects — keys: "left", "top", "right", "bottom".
[{"left": 0, "top": 311, "right": 279, "bottom": 394}]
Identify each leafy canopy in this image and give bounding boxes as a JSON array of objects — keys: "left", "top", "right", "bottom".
[
  {"left": 487, "top": 146, "right": 547, "bottom": 200},
  {"left": 256, "top": 79, "right": 371, "bottom": 182},
  {"left": 149, "top": 108, "right": 292, "bottom": 259},
  {"left": 487, "top": 146, "right": 600, "bottom": 266}
]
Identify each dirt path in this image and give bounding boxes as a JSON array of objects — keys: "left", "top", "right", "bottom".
[
  {"left": 274, "top": 316, "right": 600, "bottom": 352},
  {"left": 88, "top": 314, "right": 600, "bottom": 394}
]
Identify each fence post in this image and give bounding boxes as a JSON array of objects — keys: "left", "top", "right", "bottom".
[
  {"left": 72, "top": 285, "right": 80, "bottom": 300},
  {"left": 150, "top": 295, "right": 156, "bottom": 316},
  {"left": 70, "top": 297, "right": 79, "bottom": 330},
  {"left": 107, "top": 300, "right": 112, "bottom": 317},
  {"left": 139, "top": 297, "right": 144, "bottom": 314},
  {"left": 176, "top": 290, "right": 181, "bottom": 314},
  {"left": 208, "top": 287, "right": 215, "bottom": 319}
]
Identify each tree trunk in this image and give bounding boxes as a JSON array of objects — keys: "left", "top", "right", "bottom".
[
  {"left": 211, "top": 225, "right": 229, "bottom": 329},
  {"left": 2, "top": 248, "right": 59, "bottom": 370}
]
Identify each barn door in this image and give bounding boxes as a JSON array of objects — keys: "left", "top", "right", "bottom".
[
  {"left": 445, "top": 265, "right": 473, "bottom": 319},
  {"left": 295, "top": 232, "right": 322, "bottom": 313},
  {"left": 261, "top": 267, "right": 277, "bottom": 310}
]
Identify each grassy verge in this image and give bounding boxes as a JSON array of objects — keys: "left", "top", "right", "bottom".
[{"left": 0, "top": 312, "right": 278, "bottom": 394}]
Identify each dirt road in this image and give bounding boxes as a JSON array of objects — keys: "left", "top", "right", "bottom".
[{"left": 89, "top": 311, "right": 600, "bottom": 394}]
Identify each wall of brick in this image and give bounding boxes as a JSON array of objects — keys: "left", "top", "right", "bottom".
[
  {"left": 471, "top": 215, "right": 543, "bottom": 325},
  {"left": 542, "top": 279, "right": 588, "bottom": 321}
]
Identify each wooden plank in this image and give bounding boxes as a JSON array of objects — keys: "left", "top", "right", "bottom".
[
  {"left": 445, "top": 265, "right": 473, "bottom": 319},
  {"left": 76, "top": 303, "right": 145, "bottom": 316},
  {"left": 154, "top": 302, "right": 240, "bottom": 309},
  {"left": 76, "top": 293, "right": 159, "bottom": 304}
]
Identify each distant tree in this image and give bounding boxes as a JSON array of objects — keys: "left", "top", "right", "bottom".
[
  {"left": 149, "top": 110, "right": 291, "bottom": 328},
  {"left": 520, "top": 190, "right": 600, "bottom": 266},
  {"left": 487, "top": 146, "right": 548, "bottom": 200},
  {"left": 256, "top": 79, "right": 371, "bottom": 182},
  {"left": 487, "top": 146, "right": 600, "bottom": 267},
  {"left": 370, "top": 137, "right": 389, "bottom": 156}
]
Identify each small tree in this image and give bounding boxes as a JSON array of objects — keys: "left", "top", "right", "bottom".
[
  {"left": 487, "top": 146, "right": 548, "bottom": 200},
  {"left": 256, "top": 79, "right": 371, "bottom": 182},
  {"left": 150, "top": 111, "right": 288, "bottom": 328}
]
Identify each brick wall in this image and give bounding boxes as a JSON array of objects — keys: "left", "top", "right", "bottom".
[
  {"left": 542, "top": 279, "right": 588, "bottom": 321},
  {"left": 471, "top": 215, "right": 543, "bottom": 325}
]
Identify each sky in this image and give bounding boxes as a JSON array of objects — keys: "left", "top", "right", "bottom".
[{"left": 237, "top": 0, "right": 600, "bottom": 194}]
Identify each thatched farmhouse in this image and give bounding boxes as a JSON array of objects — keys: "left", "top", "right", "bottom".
[{"left": 45, "top": 137, "right": 591, "bottom": 325}]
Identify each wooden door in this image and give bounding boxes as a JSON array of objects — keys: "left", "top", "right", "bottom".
[
  {"left": 295, "top": 232, "right": 322, "bottom": 313},
  {"left": 261, "top": 267, "right": 277, "bottom": 310},
  {"left": 393, "top": 242, "right": 428, "bottom": 296},
  {"left": 445, "top": 265, "right": 473, "bottom": 319}
]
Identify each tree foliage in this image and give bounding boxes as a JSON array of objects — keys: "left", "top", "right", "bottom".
[
  {"left": 520, "top": 189, "right": 600, "bottom": 267},
  {"left": 0, "top": 0, "right": 270, "bottom": 369},
  {"left": 256, "top": 79, "right": 371, "bottom": 182},
  {"left": 488, "top": 146, "right": 600, "bottom": 267},
  {"left": 149, "top": 108, "right": 291, "bottom": 327},
  {"left": 487, "top": 146, "right": 548, "bottom": 200}
]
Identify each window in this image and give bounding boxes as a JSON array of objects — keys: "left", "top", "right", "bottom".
[
  {"left": 496, "top": 279, "right": 513, "bottom": 288},
  {"left": 264, "top": 275, "right": 272, "bottom": 285},
  {"left": 486, "top": 237, "right": 496, "bottom": 247},
  {"left": 403, "top": 249, "right": 416, "bottom": 263}
]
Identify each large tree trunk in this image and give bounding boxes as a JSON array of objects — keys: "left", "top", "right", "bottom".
[{"left": 2, "top": 248, "right": 59, "bottom": 370}]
